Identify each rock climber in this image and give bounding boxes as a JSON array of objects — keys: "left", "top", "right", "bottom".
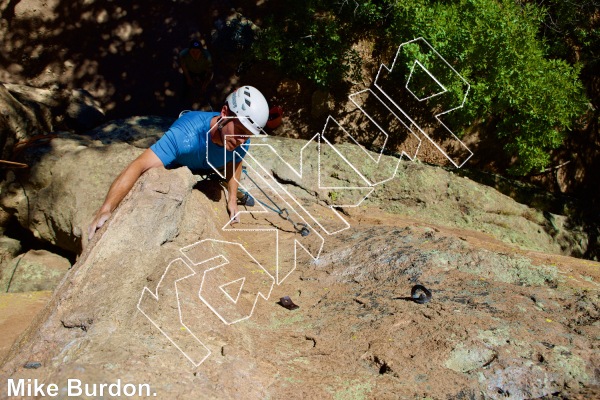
[
  {"left": 179, "top": 39, "right": 214, "bottom": 102},
  {"left": 88, "top": 85, "right": 269, "bottom": 240}
]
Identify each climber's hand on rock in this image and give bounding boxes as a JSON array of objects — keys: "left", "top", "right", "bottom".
[
  {"left": 227, "top": 201, "right": 240, "bottom": 224},
  {"left": 88, "top": 209, "right": 111, "bottom": 240}
]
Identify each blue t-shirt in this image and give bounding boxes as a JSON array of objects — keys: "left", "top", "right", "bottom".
[{"left": 150, "top": 111, "right": 250, "bottom": 171}]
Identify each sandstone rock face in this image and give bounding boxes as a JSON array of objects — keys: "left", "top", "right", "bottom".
[
  {"left": 0, "top": 116, "right": 598, "bottom": 398},
  {"left": 0, "top": 133, "right": 598, "bottom": 398},
  {"left": 2, "top": 116, "right": 592, "bottom": 258},
  {"left": 0, "top": 116, "right": 172, "bottom": 253},
  {"left": 0, "top": 291, "right": 53, "bottom": 360},
  {"left": 0, "top": 209, "right": 10, "bottom": 235},
  {"left": 0, "top": 237, "right": 20, "bottom": 266},
  {"left": 0, "top": 249, "right": 70, "bottom": 292},
  {"left": 249, "top": 136, "right": 591, "bottom": 258}
]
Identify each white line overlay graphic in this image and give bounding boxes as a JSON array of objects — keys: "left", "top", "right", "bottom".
[{"left": 138, "top": 37, "right": 472, "bottom": 367}]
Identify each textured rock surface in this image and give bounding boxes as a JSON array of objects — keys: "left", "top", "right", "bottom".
[
  {"left": 0, "top": 118, "right": 598, "bottom": 399},
  {"left": 0, "top": 249, "right": 70, "bottom": 292},
  {"left": 0, "top": 150, "right": 598, "bottom": 399},
  {"left": 248, "top": 136, "right": 592, "bottom": 258},
  {"left": 0, "top": 291, "right": 53, "bottom": 360},
  {"left": 0, "top": 237, "right": 20, "bottom": 266},
  {"left": 0, "top": 116, "right": 172, "bottom": 253},
  {"left": 1, "top": 118, "right": 592, "bottom": 258}
]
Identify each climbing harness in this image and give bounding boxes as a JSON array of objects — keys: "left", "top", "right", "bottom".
[{"left": 239, "top": 168, "right": 310, "bottom": 237}]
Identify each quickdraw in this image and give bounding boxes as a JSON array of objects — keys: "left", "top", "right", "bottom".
[{"left": 240, "top": 168, "right": 310, "bottom": 237}]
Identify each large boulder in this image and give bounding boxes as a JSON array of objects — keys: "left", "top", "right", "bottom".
[
  {"left": 0, "top": 116, "right": 173, "bottom": 253},
  {"left": 248, "top": 136, "right": 592, "bottom": 258},
  {"left": 0, "top": 249, "right": 70, "bottom": 292},
  {"left": 0, "top": 117, "right": 597, "bottom": 398},
  {"left": 0, "top": 162, "right": 597, "bottom": 398},
  {"left": 1, "top": 128, "right": 594, "bottom": 259},
  {"left": 0, "top": 237, "right": 20, "bottom": 266},
  {"left": 0, "top": 209, "right": 10, "bottom": 235}
]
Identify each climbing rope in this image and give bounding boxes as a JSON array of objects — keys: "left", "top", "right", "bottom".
[{"left": 240, "top": 168, "right": 310, "bottom": 237}]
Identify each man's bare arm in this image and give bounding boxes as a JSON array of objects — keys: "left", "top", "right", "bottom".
[
  {"left": 88, "top": 148, "right": 163, "bottom": 240},
  {"left": 225, "top": 160, "right": 243, "bottom": 224}
]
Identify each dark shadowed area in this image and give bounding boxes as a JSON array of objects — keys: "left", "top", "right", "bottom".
[{"left": 0, "top": 0, "right": 271, "bottom": 118}]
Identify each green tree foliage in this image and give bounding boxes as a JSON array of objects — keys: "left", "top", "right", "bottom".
[
  {"left": 255, "top": 0, "right": 590, "bottom": 175},
  {"left": 536, "top": 0, "right": 599, "bottom": 72},
  {"left": 387, "top": 0, "right": 589, "bottom": 175},
  {"left": 254, "top": 1, "right": 361, "bottom": 87}
]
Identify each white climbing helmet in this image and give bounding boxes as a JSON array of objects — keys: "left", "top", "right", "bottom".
[{"left": 225, "top": 86, "right": 269, "bottom": 135}]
